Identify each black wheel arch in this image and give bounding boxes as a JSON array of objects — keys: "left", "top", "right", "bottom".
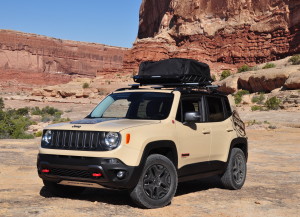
[
  {"left": 139, "top": 140, "right": 178, "bottom": 169},
  {"left": 228, "top": 137, "right": 248, "bottom": 162}
]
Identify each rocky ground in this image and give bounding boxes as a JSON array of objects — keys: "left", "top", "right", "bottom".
[{"left": 0, "top": 100, "right": 299, "bottom": 216}]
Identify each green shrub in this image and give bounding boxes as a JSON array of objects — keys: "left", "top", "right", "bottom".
[
  {"left": 220, "top": 70, "right": 231, "bottom": 81},
  {"left": 211, "top": 74, "right": 216, "bottom": 81},
  {"left": 250, "top": 66, "right": 259, "bottom": 71},
  {"left": 31, "top": 106, "right": 61, "bottom": 116},
  {"left": 234, "top": 90, "right": 250, "bottom": 104},
  {"left": 42, "top": 106, "right": 60, "bottom": 115},
  {"left": 251, "top": 105, "right": 263, "bottom": 111},
  {"left": 264, "top": 97, "right": 281, "bottom": 110},
  {"left": 288, "top": 54, "right": 300, "bottom": 65},
  {"left": 52, "top": 117, "right": 71, "bottom": 124},
  {"left": 41, "top": 114, "right": 52, "bottom": 123},
  {"left": 251, "top": 93, "right": 265, "bottom": 104},
  {"left": 0, "top": 98, "right": 4, "bottom": 110},
  {"left": 247, "top": 119, "right": 262, "bottom": 126},
  {"left": 268, "top": 125, "right": 277, "bottom": 129},
  {"left": 82, "top": 82, "right": 89, "bottom": 88},
  {"left": 0, "top": 109, "right": 35, "bottom": 139},
  {"left": 238, "top": 65, "right": 251, "bottom": 73},
  {"left": 262, "top": 63, "right": 276, "bottom": 69},
  {"left": 34, "top": 131, "right": 43, "bottom": 137},
  {"left": 16, "top": 107, "right": 30, "bottom": 116}
]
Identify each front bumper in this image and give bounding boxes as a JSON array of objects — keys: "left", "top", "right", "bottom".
[{"left": 37, "top": 154, "right": 142, "bottom": 189}]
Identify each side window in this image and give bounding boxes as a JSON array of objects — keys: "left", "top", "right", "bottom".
[
  {"left": 206, "top": 97, "right": 225, "bottom": 122},
  {"left": 224, "top": 98, "right": 232, "bottom": 117},
  {"left": 176, "top": 98, "right": 201, "bottom": 122}
]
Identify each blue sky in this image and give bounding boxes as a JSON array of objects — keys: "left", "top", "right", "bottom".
[{"left": 0, "top": 0, "right": 142, "bottom": 48}]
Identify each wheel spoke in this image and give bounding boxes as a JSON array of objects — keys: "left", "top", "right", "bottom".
[
  {"left": 144, "top": 183, "right": 155, "bottom": 198},
  {"left": 232, "top": 154, "right": 246, "bottom": 184},
  {"left": 143, "top": 163, "right": 172, "bottom": 200},
  {"left": 157, "top": 185, "right": 168, "bottom": 198}
]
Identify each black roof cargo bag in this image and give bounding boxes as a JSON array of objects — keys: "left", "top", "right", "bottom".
[{"left": 134, "top": 58, "right": 212, "bottom": 85}]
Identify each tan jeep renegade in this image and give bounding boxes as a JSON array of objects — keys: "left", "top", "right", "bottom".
[{"left": 37, "top": 59, "right": 247, "bottom": 209}]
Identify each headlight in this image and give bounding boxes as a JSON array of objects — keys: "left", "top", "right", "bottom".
[
  {"left": 42, "top": 130, "right": 52, "bottom": 146},
  {"left": 104, "top": 132, "right": 120, "bottom": 150}
]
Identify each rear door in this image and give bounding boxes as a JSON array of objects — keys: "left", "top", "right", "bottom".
[{"left": 204, "top": 96, "right": 235, "bottom": 162}]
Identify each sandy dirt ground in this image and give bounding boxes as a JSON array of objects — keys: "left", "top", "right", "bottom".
[{"left": 0, "top": 97, "right": 299, "bottom": 216}]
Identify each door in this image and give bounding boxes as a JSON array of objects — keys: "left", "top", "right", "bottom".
[
  {"left": 204, "top": 96, "right": 235, "bottom": 162},
  {"left": 175, "top": 96, "right": 211, "bottom": 168}
]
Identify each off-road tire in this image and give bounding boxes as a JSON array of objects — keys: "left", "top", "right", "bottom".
[
  {"left": 43, "top": 180, "right": 85, "bottom": 197},
  {"left": 130, "top": 154, "right": 178, "bottom": 209},
  {"left": 221, "top": 148, "right": 247, "bottom": 190}
]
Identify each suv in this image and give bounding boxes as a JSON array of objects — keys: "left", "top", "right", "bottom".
[{"left": 37, "top": 84, "right": 247, "bottom": 208}]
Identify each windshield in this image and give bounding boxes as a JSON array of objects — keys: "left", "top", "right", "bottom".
[{"left": 88, "top": 92, "right": 174, "bottom": 120}]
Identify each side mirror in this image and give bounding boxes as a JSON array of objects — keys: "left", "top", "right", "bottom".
[{"left": 184, "top": 112, "right": 201, "bottom": 123}]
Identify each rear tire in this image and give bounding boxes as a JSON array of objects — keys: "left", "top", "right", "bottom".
[
  {"left": 130, "top": 154, "right": 178, "bottom": 209},
  {"left": 43, "top": 180, "right": 85, "bottom": 196},
  {"left": 220, "top": 148, "right": 247, "bottom": 190}
]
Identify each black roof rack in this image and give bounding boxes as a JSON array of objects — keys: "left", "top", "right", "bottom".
[{"left": 114, "top": 82, "right": 221, "bottom": 94}]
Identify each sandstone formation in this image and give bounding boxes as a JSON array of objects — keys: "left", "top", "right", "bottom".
[
  {"left": 124, "top": 0, "right": 300, "bottom": 74},
  {"left": 217, "top": 57, "right": 300, "bottom": 94},
  {"left": 285, "top": 71, "right": 300, "bottom": 89},
  {"left": 0, "top": 30, "right": 127, "bottom": 79}
]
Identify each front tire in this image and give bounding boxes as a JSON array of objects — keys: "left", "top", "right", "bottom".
[
  {"left": 220, "top": 148, "right": 247, "bottom": 190},
  {"left": 130, "top": 154, "right": 178, "bottom": 209},
  {"left": 43, "top": 180, "right": 85, "bottom": 197}
]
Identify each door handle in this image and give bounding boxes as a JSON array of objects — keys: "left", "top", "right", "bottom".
[
  {"left": 226, "top": 128, "right": 234, "bottom": 132},
  {"left": 202, "top": 130, "right": 211, "bottom": 134}
]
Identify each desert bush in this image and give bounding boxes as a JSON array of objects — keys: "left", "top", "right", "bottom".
[
  {"left": 211, "top": 74, "right": 216, "bottom": 81},
  {"left": 237, "top": 65, "right": 251, "bottom": 73},
  {"left": 16, "top": 107, "right": 30, "bottom": 116},
  {"left": 52, "top": 117, "right": 71, "bottom": 124},
  {"left": 34, "top": 131, "right": 43, "bottom": 137},
  {"left": 250, "top": 66, "right": 259, "bottom": 71},
  {"left": 247, "top": 119, "right": 262, "bottom": 126},
  {"left": 82, "top": 82, "right": 89, "bottom": 88},
  {"left": 262, "top": 63, "right": 276, "bottom": 69},
  {"left": 31, "top": 106, "right": 61, "bottom": 116},
  {"left": 220, "top": 70, "right": 231, "bottom": 81},
  {"left": 252, "top": 93, "right": 265, "bottom": 104},
  {"left": 251, "top": 105, "right": 263, "bottom": 111},
  {"left": 0, "top": 109, "right": 35, "bottom": 139},
  {"left": 0, "top": 98, "right": 4, "bottom": 110},
  {"left": 288, "top": 54, "right": 300, "bottom": 65},
  {"left": 234, "top": 90, "right": 250, "bottom": 104},
  {"left": 268, "top": 125, "right": 277, "bottom": 129},
  {"left": 264, "top": 96, "right": 281, "bottom": 110}
]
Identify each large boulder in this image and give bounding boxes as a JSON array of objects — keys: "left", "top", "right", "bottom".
[{"left": 284, "top": 71, "right": 300, "bottom": 89}]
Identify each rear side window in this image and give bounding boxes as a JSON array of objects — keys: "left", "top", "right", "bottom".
[
  {"left": 224, "top": 98, "right": 232, "bottom": 117},
  {"left": 206, "top": 97, "right": 225, "bottom": 122}
]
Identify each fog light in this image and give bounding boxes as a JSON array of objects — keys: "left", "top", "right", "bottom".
[{"left": 117, "top": 171, "right": 126, "bottom": 179}]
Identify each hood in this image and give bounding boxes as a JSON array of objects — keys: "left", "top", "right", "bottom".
[{"left": 45, "top": 118, "right": 161, "bottom": 132}]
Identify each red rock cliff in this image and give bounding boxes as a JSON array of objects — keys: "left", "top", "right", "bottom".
[
  {"left": 0, "top": 30, "right": 127, "bottom": 77},
  {"left": 124, "top": 0, "right": 300, "bottom": 73}
]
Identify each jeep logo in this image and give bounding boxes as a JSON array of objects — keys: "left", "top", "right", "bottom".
[{"left": 72, "top": 125, "right": 81, "bottom": 128}]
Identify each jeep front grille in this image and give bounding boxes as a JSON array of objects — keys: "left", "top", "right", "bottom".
[{"left": 42, "top": 130, "right": 105, "bottom": 151}]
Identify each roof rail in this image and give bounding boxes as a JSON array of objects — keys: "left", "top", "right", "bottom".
[{"left": 114, "top": 82, "right": 221, "bottom": 93}]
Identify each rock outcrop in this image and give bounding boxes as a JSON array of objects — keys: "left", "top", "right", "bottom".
[
  {"left": 217, "top": 57, "right": 300, "bottom": 93},
  {"left": 0, "top": 30, "right": 128, "bottom": 78},
  {"left": 124, "top": 0, "right": 300, "bottom": 74}
]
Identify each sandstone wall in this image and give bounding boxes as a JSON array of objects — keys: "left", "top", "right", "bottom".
[
  {"left": 124, "top": 0, "right": 300, "bottom": 73},
  {"left": 0, "top": 30, "right": 128, "bottom": 77}
]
